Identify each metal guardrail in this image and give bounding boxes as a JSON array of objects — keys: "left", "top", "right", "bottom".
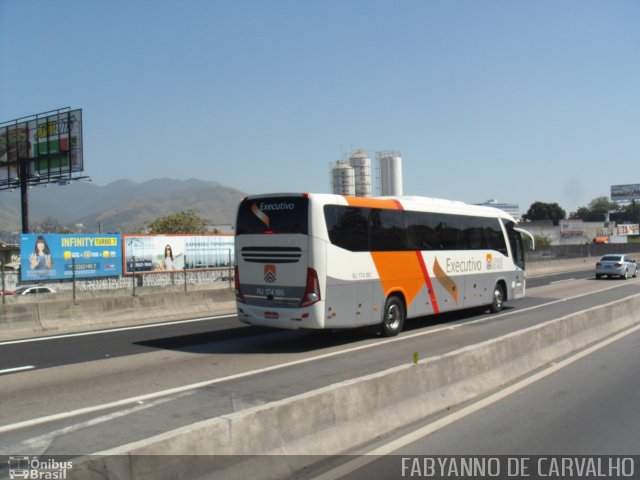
[{"left": 0, "top": 266, "right": 233, "bottom": 301}]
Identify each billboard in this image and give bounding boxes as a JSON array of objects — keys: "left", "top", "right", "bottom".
[
  {"left": 559, "top": 219, "right": 584, "bottom": 236},
  {"left": 617, "top": 224, "right": 639, "bottom": 236},
  {"left": 20, "top": 234, "right": 122, "bottom": 281},
  {"left": 0, "top": 108, "right": 83, "bottom": 190},
  {"left": 611, "top": 184, "right": 640, "bottom": 202},
  {"left": 122, "top": 234, "right": 234, "bottom": 275}
]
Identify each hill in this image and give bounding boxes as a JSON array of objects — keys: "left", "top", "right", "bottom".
[{"left": 0, "top": 178, "right": 246, "bottom": 238}]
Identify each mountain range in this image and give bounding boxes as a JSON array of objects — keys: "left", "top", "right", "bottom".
[{"left": 0, "top": 178, "right": 246, "bottom": 240}]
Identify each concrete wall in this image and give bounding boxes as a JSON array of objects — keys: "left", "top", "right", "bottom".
[
  {"left": 524, "top": 221, "right": 611, "bottom": 245},
  {"left": 0, "top": 288, "right": 235, "bottom": 341},
  {"left": 525, "top": 257, "right": 594, "bottom": 275}
]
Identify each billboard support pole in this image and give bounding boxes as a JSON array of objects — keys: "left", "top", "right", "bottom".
[
  {"left": 183, "top": 268, "right": 187, "bottom": 292},
  {"left": 19, "top": 157, "right": 29, "bottom": 233},
  {"left": 72, "top": 258, "right": 77, "bottom": 303}
]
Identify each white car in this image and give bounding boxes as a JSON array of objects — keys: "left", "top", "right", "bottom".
[
  {"left": 13, "top": 286, "right": 57, "bottom": 295},
  {"left": 595, "top": 254, "right": 638, "bottom": 279}
]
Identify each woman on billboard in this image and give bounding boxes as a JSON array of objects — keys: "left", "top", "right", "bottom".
[
  {"left": 29, "top": 235, "right": 53, "bottom": 276},
  {"left": 161, "top": 244, "right": 176, "bottom": 271}
]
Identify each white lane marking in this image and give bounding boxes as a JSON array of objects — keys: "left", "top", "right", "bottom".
[
  {"left": 550, "top": 278, "right": 575, "bottom": 284},
  {"left": 311, "top": 321, "right": 640, "bottom": 480},
  {"left": 0, "top": 281, "right": 637, "bottom": 434},
  {"left": 0, "top": 392, "right": 192, "bottom": 456},
  {"left": 0, "top": 313, "right": 237, "bottom": 346},
  {"left": 0, "top": 365, "right": 35, "bottom": 375}
]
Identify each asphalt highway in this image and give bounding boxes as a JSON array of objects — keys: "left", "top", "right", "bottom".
[{"left": 0, "top": 268, "right": 593, "bottom": 372}]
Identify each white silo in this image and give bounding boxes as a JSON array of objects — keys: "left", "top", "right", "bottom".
[
  {"left": 377, "top": 151, "right": 403, "bottom": 196},
  {"left": 331, "top": 161, "right": 356, "bottom": 196},
  {"left": 348, "top": 150, "right": 372, "bottom": 198}
]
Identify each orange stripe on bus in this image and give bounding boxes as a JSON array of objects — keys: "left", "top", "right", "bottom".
[
  {"left": 344, "top": 196, "right": 402, "bottom": 210},
  {"left": 346, "top": 197, "right": 441, "bottom": 314},
  {"left": 433, "top": 258, "right": 459, "bottom": 304},
  {"left": 371, "top": 252, "right": 425, "bottom": 307}
]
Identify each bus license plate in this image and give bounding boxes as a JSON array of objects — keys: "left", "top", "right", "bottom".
[{"left": 265, "top": 312, "right": 279, "bottom": 319}]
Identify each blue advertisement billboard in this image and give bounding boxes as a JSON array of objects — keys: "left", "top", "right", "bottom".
[{"left": 20, "top": 234, "right": 122, "bottom": 281}]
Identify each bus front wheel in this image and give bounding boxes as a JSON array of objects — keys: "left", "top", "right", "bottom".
[
  {"left": 490, "top": 283, "right": 505, "bottom": 313},
  {"left": 380, "top": 295, "right": 405, "bottom": 337}
]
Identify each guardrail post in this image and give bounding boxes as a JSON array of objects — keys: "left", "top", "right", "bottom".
[
  {"left": 183, "top": 267, "right": 187, "bottom": 292},
  {"left": 132, "top": 256, "right": 137, "bottom": 297},
  {"left": 1, "top": 262, "right": 5, "bottom": 306}
]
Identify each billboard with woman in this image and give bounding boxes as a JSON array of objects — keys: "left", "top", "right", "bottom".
[
  {"left": 122, "top": 234, "right": 234, "bottom": 275},
  {"left": 19, "top": 234, "right": 122, "bottom": 281}
]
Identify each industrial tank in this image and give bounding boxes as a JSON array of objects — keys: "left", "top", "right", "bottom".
[
  {"left": 378, "top": 152, "right": 403, "bottom": 196},
  {"left": 331, "top": 162, "right": 356, "bottom": 196},
  {"left": 348, "top": 150, "right": 372, "bottom": 198}
]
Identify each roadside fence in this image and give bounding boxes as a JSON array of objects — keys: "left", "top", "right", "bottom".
[
  {"left": 526, "top": 243, "right": 640, "bottom": 262},
  {"left": 0, "top": 264, "right": 233, "bottom": 305}
]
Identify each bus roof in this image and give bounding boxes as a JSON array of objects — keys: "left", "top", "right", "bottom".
[{"left": 243, "top": 193, "right": 517, "bottom": 223}]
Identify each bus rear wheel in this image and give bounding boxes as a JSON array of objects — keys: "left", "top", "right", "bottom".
[
  {"left": 489, "top": 283, "right": 505, "bottom": 313},
  {"left": 380, "top": 295, "right": 405, "bottom": 337}
]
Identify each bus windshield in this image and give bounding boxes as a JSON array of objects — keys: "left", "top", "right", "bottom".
[
  {"left": 504, "top": 220, "right": 525, "bottom": 269},
  {"left": 236, "top": 196, "right": 309, "bottom": 235}
]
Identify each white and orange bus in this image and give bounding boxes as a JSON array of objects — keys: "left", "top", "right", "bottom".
[{"left": 234, "top": 194, "right": 533, "bottom": 336}]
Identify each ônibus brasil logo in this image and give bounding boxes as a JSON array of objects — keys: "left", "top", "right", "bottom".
[{"left": 7, "top": 456, "right": 73, "bottom": 479}]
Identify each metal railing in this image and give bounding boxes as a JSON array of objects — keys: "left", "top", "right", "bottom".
[{"left": 0, "top": 265, "right": 233, "bottom": 304}]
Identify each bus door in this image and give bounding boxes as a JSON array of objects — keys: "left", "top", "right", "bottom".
[{"left": 505, "top": 222, "right": 533, "bottom": 299}]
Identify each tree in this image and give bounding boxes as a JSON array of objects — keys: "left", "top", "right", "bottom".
[
  {"left": 533, "top": 233, "right": 552, "bottom": 248},
  {"left": 524, "top": 202, "right": 566, "bottom": 225},
  {"left": 573, "top": 196, "right": 618, "bottom": 222},
  {"left": 611, "top": 201, "right": 640, "bottom": 224},
  {"left": 147, "top": 209, "right": 210, "bottom": 234}
]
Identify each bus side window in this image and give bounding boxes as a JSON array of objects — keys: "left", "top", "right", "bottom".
[
  {"left": 406, "top": 211, "right": 436, "bottom": 250},
  {"left": 485, "top": 218, "right": 508, "bottom": 255},
  {"left": 370, "top": 209, "right": 406, "bottom": 251},
  {"left": 325, "top": 206, "right": 370, "bottom": 252}
]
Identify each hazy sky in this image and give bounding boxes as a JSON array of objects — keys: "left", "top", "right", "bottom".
[{"left": 1, "top": 0, "right": 638, "bottom": 215}]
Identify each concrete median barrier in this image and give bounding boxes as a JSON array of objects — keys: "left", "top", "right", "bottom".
[
  {"left": 70, "top": 292, "right": 640, "bottom": 480},
  {"left": 0, "top": 303, "right": 43, "bottom": 340},
  {"left": 525, "top": 257, "right": 594, "bottom": 276},
  {"left": 0, "top": 288, "right": 235, "bottom": 341}
]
